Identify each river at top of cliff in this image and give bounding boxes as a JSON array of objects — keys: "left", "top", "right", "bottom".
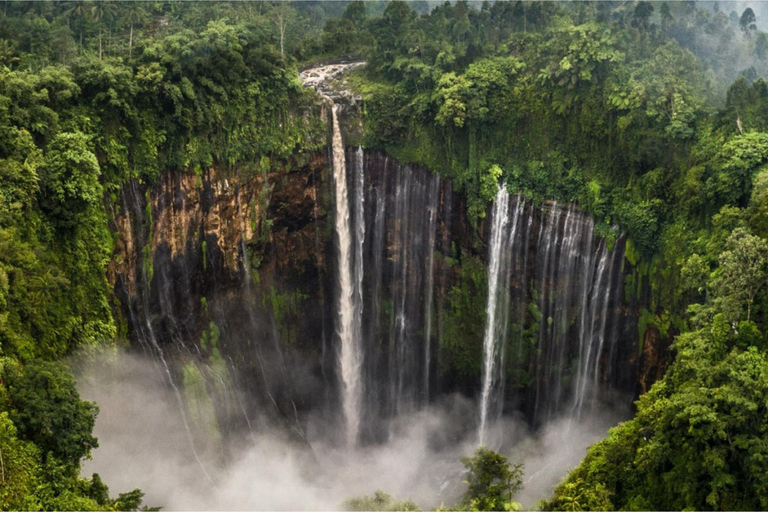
[{"left": 299, "top": 61, "right": 365, "bottom": 101}]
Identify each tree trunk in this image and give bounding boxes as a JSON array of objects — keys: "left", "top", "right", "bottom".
[
  {"left": 99, "top": 27, "right": 103, "bottom": 60},
  {"left": 129, "top": 23, "right": 133, "bottom": 59},
  {"left": 278, "top": 13, "right": 285, "bottom": 57},
  {"left": 524, "top": 9, "right": 527, "bottom": 33}
]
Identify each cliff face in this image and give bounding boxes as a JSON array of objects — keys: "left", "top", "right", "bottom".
[
  {"left": 108, "top": 146, "right": 660, "bottom": 444},
  {"left": 109, "top": 154, "right": 336, "bottom": 441}
]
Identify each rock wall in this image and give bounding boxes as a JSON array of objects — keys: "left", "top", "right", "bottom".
[{"left": 108, "top": 148, "right": 658, "bottom": 446}]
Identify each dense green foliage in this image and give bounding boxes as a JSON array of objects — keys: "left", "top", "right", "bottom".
[
  {"left": 0, "top": 359, "right": 154, "bottom": 510},
  {"left": 458, "top": 447, "right": 524, "bottom": 512},
  {"left": 350, "top": 0, "right": 768, "bottom": 232}
]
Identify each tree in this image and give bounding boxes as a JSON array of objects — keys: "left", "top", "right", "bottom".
[
  {"left": 541, "top": 479, "right": 612, "bottom": 511},
  {"left": 0, "top": 412, "right": 41, "bottom": 510},
  {"left": 711, "top": 227, "right": 768, "bottom": 322},
  {"left": 537, "top": 23, "right": 623, "bottom": 114},
  {"left": 434, "top": 72, "right": 471, "bottom": 128},
  {"left": 343, "top": 1, "right": 367, "bottom": 27},
  {"left": 49, "top": 18, "right": 77, "bottom": 64},
  {"left": 0, "top": 39, "right": 18, "bottom": 68},
  {"left": 90, "top": 1, "right": 117, "bottom": 60},
  {"left": 322, "top": 17, "right": 357, "bottom": 54},
  {"left": 39, "top": 132, "right": 102, "bottom": 228},
  {"left": 748, "top": 169, "right": 768, "bottom": 237},
  {"left": 121, "top": 2, "right": 147, "bottom": 59},
  {"left": 660, "top": 2, "right": 672, "bottom": 30},
  {"left": 3, "top": 360, "right": 99, "bottom": 468},
  {"left": 632, "top": 2, "right": 654, "bottom": 32},
  {"left": 110, "top": 488, "right": 155, "bottom": 511},
  {"left": 460, "top": 447, "right": 524, "bottom": 511},
  {"left": 712, "top": 132, "right": 768, "bottom": 205},
  {"left": 63, "top": 0, "right": 90, "bottom": 51},
  {"left": 740, "top": 7, "right": 756, "bottom": 34},
  {"left": 273, "top": 4, "right": 296, "bottom": 58}
]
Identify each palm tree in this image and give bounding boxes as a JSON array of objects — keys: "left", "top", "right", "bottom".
[
  {"left": 63, "top": 0, "right": 89, "bottom": 51},
  {"left": 121, "top": 1, "right": 147, "bottom": 59},
  {"left": 90, "top": 1, "right": 117, "bottom": 60},
  {"left": 0, "top": 39, "right": 19, "bottom": 67}
]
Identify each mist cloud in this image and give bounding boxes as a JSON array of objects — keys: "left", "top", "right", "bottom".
[{"left": 74, "top": 349, "right": 626, "bottom": 510}]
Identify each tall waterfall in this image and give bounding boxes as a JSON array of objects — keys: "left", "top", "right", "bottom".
[
  {"left": 298, "top": 64, "right": 628, "bottom": 440},
  {"left": 356, "top": 154, "right": 442, "bottom": 441},
  {"left": 471, "top": 194, "right": 628, "bottom": 436},
  {"left": 526, "top": 202, "right": 626, "bottom": 424},
  {"left": 573, "top": 239, "right": 623, "bottom": 416},
  {"left": 422, "top": 176, "right": 439, "bottom": 405},
  {"left": 479, "top": 186, "right": 510, "bottom": 445},
  {"left": 353, "top": 148, "right": 366, "bottom": 415},
  {"left": 327, "top": 100, "right": 362, "bottom": 445},
  {"left": 385, "top": 161, "right": 441, "bottom": 418},
  {"left": 479, "top": 187, "right": 525, "bottom": 445}
]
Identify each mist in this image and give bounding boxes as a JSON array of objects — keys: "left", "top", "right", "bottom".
[{"left": 73, "top": 349, "right": 628, "bottom": 510}]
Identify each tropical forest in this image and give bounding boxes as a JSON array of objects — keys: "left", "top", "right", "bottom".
[{"left": 1, "top": 0, "right": 768, "bottom": 510}]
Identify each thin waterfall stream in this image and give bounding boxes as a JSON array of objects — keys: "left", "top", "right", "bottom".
[{"left": 122, "top": 182, "right": 217, "bottom": 486}]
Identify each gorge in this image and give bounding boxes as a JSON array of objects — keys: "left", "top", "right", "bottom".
[{"left": 85, "top": 62, "right": 645, "bottom": 508}]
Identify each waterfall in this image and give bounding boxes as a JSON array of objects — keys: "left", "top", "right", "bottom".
[
  {"left": 353, "top": 147, "right": 366, "bottom": 416},
  {"left": 533, "top": 202, "right": 560, "bottom": 423},
  {"left": 572, "top": 237, "right": 624, "bottom": 416},
  {"left": 118, "top": 53, "right": 638, "bottom": 442},
  {"left": 327, "top": 100, "right": 362, "bottom": 444},
  {"left": 102, "top": 62, "right": 642, "bottom": 464},
  {"left": 478, "top": 186, "right": 528, "bottom": 445},
  {"left": 546, "top": 205, "right": 581, "bottom": 415},
  {"left": 123, "top": 182, "right": 216, "bottom": 486},
  {"left": 388, "top": 164, "right": 414, "bottom": 417},
  {"left": 376, "top": 161, "right": 442, "bottom": 425},
  {"left": 422, "top": 176, "right": 439, "bottom": 405}
]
